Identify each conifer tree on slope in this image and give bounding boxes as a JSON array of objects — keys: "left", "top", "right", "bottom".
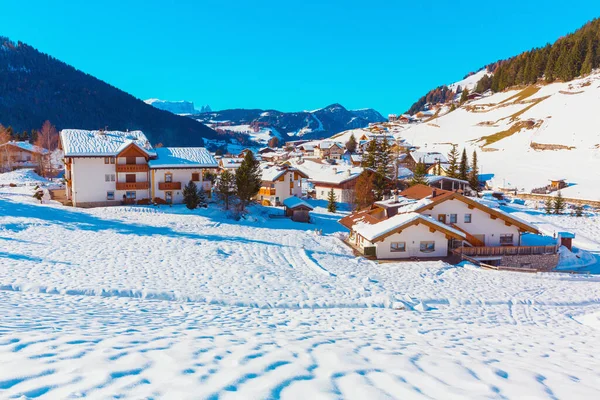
[
  {"left": 346, "top": 134, "right": 357, "bottom": 153},
  {"left": 409, "top": 160, "right": 428, "bottom": 187},
  {"left": 197, "top": 185, "right": 208, "bottom": 208},
  {"left": 373, "top": 137, "right": 392, "bottom": 200},
  {"left": 553, "top": 191, "right": 566, "bottom": 215},
  {"left": 446, "top": 145, "right": 460, "bottom": 178},
  {"left": 361, "top": 139, "right": 378, "bottom": 169},
  {"left": 183, "top": 180, "right": 200, "bottom": 210},
  {"left": 354, "top": 171, "right": 375, "bottom": 210},
  {"left": 235, "top": 151, "right": 262, "bottom": 211},
  {"left": 327, "top": 188, "right": 337, "bottom": 213},
  {"left": 468, "top": 150, "right": 480, "bottom": 192},
  {"left": 215, "top": 169, "right": 236, "bottom": 210},
  {"left": 459, "top": 148, "right": 469, "bottom": 181}
]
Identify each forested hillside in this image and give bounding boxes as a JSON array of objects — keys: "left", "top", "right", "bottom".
[
  {"left": 0, "top": 37, "right": 218, "bottom": 146},
  {"left": 408, "top": 18, "right": 600, "bottom": 113}
]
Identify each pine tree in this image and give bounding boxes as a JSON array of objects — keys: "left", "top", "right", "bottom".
[
  {"left": 409, "top": 160, "right": 428, "bottom": 186},
  {"left": 361, "top": 140, "right": 377, "bottom": 169},
  {"left": 459, "top": 148, "right": 469, "bottom": 180},
  {"left": 327, "top": 188, "right": 337, "bottom": 213},
  {"left": 235, "top": 151, "right": 262, "bottom": 210},
  {"left": 373, "top": 137, "right": 392, "bottom": 200},
  {"left": 354, "top": 171, "right": 375, "bottom": 210},
  {"left": 446, "top": 145, "right": 459, "bottom": 178},
  {"left": 553, "top": 191, "right": 566, "bottom": 215},
  {"left": 468, "top": 150, "right": 480, "bottom": 192},
  {"left": 460, "top": 88, "right": 470, "bottom": 104},
  {"left": 183, "top": 180, "right": 200, "bottom": 209},
  {"left": 575, "top": 204, "right": 584, "bottom": 217},
  {"left": 544, "top": 198, "right": 554, "bottom": 214},
  {"left": 197, "top": 186, "right": 208, "bottom": 208},
  {"left": 346, "top": 134, "right": 357, "bottom": 153},
  {"left": 215, "top": 169, "right": 236, "bottom": 210}
]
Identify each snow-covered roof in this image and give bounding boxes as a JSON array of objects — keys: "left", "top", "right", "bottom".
[
  {"left": 308, "top": 166, "right": 364, "bottom": 185},
  {"left": 318, "top": 141, "right": 344, "bottom": 150},
  {"left": 260, "top": 164, "right": 289, "bottom": 181},
  {"left": 354, "top": 212, "right": 466, "bottom": 242},
  {"left": 283, "top": 196, "right": 313, "bottom": 210},
  {"left": 426, "top": 175, "right": 469, "bottom": 184},
  {"left": 0, "top": 141, "right": 49, "bottom": 154},
  {"left": 220, "top": 157, "right": 243, "bottom": 169},
  {"left": 411, "top": 151, "right": 448, "bottom": 164},
  {"left": 60, "top": 130, "right": 155, "bottom": 157},
  {"left": 375, "top": 196, "right": 432, "bottom": 213},
  {"left": 148, "top": 147, "right": 218, "bottom": 169},
  {"left": 350, "top": 154, "right": 362, "bottom": 162}
]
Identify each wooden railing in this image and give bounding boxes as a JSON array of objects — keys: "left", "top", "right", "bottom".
[
  {"left": 158, "top": 182, "right": 182, "bottom": 190},
  {"left": 454, "top": 245, "right": 557, "bottom": 257},
  {"left": 259, "top": 187, "right": 276, "bottom": 196},
  {"left": 116, "top": 182, "right": 149, "bottom": 190},
  {"left": 116, "top": 164, "right": 149, "bottom": 173}
]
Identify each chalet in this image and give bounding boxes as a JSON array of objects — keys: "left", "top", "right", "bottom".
[
  {"left": 0, "top": 141, "right": 49, "bottom": 172},
  {"left": 426, "top": 175, "right": 471, "bottom": 193},
  {"left": 61, "top": 130, "right": 156, "bottom": 207},
  {"left": 148, "top": 147, "right": 218, "bottom": 204},
  {"left": 401, "top": 151, "right": 448, "bottom": 171},
  {"left": 426, "top": 162, "right": 450, "bottom": 176},
  {"left": 314, "top": 141, "right": 344, "bottom": 160},
  {"left": 258, "top": 147, "right": 275, "bottom": 155},
  {"left": 549, "top": 179, "right": 567, "bottom": 190},
  {"left": 350, "top": 154, "right": 362, "bottom": 166},
  {"left": 416, "top": 110, "right": 435, "bottom": 120},
  {"left": 283, "top": 197, "right": 313, "bottom": 223},
  {"left": 388, "top": 114, "right": 398, "bottom": 122},
  {"left": 256, "top": 164, "right": 307, "bottom": 206},
  {"left": 309, "top": 167, "right": 368, "bottom": 204},
  {"left": 59, "top": 130, "right": 217, "bottom": 207},
  {"left": 297, "top": 143, "right": 316, "bottom": 157},
  {"left": 260, "top": 151, "right": 289, "bottom": 162},
  {"left": 219, "top": 157, "right": 244, "bottom": 172},
  {"left": 340, "top": 185, "right": 557, "bottom": 270}
]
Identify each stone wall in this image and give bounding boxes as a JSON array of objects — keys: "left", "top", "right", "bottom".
[{"left": 500, "top": 253, "right": 560, "bottom": 271}]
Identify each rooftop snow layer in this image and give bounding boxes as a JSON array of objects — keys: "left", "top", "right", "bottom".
[
  {"left": 1, "top": 141, "right": 49, "bottom": 154},
  {"left": 260, "top": 164, "right": 289, "bottom": 181},
  {"left": 410, "top": 151, "right": 448, "bottom": 164},
  {"left": 283, "top": 196, "right": 313, "bottom": 210},
  {"left": 354, "top": 212, "right": 466, "bottom": 242},
  {"left": 60, "top": 130, "right": 155, "bottom": 157},
  {"left": 149, "top": 147, "right": 218, "bottom": 168}
]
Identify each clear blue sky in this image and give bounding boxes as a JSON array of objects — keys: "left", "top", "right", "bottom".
[{"left": 3, "top": 1, "right": 600, "bottom": 116}]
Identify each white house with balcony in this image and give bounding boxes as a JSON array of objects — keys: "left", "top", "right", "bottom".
[
  {"left": 148, "top": 147, "right": 218, "bottom": 204},
  {"left": 60, "top": 129, "right": 217, "bottom": 207}
]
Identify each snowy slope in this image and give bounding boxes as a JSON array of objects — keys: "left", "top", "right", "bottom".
[
  {"left": 1, "top": 184, "right": 600, "bottom": 398},
  {"left": 448, "top": 69, "right": 489, "bottom": 92},
  {"left": 398, "top": 71, "right": 600, "bottom": 201}
]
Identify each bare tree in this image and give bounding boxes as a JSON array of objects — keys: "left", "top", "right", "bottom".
[
  {"left": 34, "top": 120, "right": 59, "bottom": 177},
  {"left": 0, "top": 124, "right": 11, "bottom": 172}
]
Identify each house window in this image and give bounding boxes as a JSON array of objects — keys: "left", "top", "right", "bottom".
[
  {"left": 105, "top": 174, "right": 110, "bottom": 182},
  {"left": 449, "top": 214, "right": 457, "bottom": 223},
  {"left": 111, "top": 174, "right": 115, "bottom": 182},
  {"left": 126, "top": 191, "right": 136, "bottom": 200},
  {"left": 110, "top": 157, "right": 115, "bottom": 164},
  {"left": 464, "top": 213, "right": 472, "bottom": 223},
  {"left": 390, "top": 242, "right": 406, "bottom": 252},
  {"left": 107, "top": 191, "right": 115, "bottom": 200},
  {"left": 500, "top": 234, "right": 514, "bottom": 246},
  {"left": 165, "top": 173, "right": 173, "bottom": 183},
  {"left": 165, "top": 191, "right": 172, "bottom": 204},
  {"left": 192, "top": 172, "right": 200, "bottom": 182},
  {"left": 104, "top": 157, "right": 110, "bottom": 164},
  {"left": 270, "top": 183, "right": 275, "bottom": 188},
  {"left": 420, "top": 241, "right": 436, "bottom": 253}
]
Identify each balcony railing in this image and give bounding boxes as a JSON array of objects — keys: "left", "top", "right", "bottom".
[
  {"left": 116, "top": 164, "right": 149, "bottom": 173},
  {"left": 116, "top": 182, "right": 149, "bottom": 190},
  {"left": 259, "top": 187, "right": 276, "bottom": 196},
  {"left": 454, "top": 245, "right": 557, "bottom": 257},
  {"left": 158, "top": 181, "right": 182, "bottom": 190}
]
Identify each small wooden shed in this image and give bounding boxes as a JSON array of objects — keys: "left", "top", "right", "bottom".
[
  {"left": 558, "top": 231, "right": 575, "bottom": 251},
  {"left": 283, "top": 197, "right": 313, "bottom": 223}
]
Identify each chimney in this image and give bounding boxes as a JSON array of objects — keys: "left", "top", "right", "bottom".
[
  {"left": 393, "top": 190, "right": 399, "bottom": 203},
  {"left": 432, "top": 189, "right": 437, "bottom": 198},
  {"left": 346, "top": 169, "right": 351, "bottom": 177},
  {"left": 333, "top": 167, "right": 338, "bottom": 174}
]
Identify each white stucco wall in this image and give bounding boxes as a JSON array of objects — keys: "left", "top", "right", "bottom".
[
  {"left": 71, "top": 157, "right": 151, "bottom": 206},
  {"left": 257, "top": 171, "right": 303, "bottom": 205},
  {"left": 314, "top": 185, "right": 353, "bottom": 203},
  {"left": 151, "top": 168, "right": 211, "bottom": 204},
  {"left": 427, "top": 199, "right": 521, "bottom": 246},
  {"left": 375, "top": 223, "right": 449, "bottom": 259}
]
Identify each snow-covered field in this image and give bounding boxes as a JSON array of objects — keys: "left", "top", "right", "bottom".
[{"left": 2, "top": 181, "right": 600, "bottom": 398}]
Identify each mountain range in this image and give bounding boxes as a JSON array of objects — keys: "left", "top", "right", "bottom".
[{"left": 192, "top": 104, "right": 386, "bottom": 141}]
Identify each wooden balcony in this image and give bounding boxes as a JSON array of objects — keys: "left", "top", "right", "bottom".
[
  {"left": 259, "top": 187, "right": 276, "bottom": 196},
  {"left": 116, "top": 182, "right": 149, "bottom": 190},
  {"left": 454, "top": 245, "right": 558, "bottom": 257},
  {"left": 116, "top": 164, "right": 149, "bottom": 173},
  {"left": 158, "top": 181, "right": 182, "bottom": 190}
]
